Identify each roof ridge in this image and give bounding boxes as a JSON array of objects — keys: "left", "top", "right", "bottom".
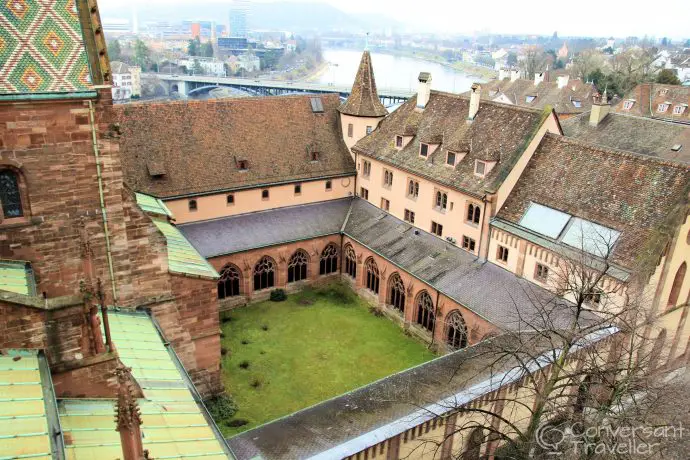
[
  {"left": 544, "top": 133, "right": 690, "bottom": 170},
  {"left": 115, "top": 92, "right": 341, "bottom": 111},
  {"left": 432, "top": 90, "right": 545, "bottom": 115}
]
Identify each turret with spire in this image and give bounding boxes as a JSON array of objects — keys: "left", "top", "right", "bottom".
[{"left": 338, "top": 42, "right": 388, "bottom": 154}]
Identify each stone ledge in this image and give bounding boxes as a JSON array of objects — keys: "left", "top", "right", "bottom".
[
  {"left": 50, "top": 350, "right": 119, "bottom": 374},
  {"left": 0, "top": 290, "right": 83, "bottom": 310}
]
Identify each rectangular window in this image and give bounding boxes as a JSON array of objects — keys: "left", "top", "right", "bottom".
[
  {"left": 261, "top": 189, "right": 269, "bottom": 200},
  {"left": 325, "top": 180, "right": 332, "bottom": 191},
  {"left": 362, "top": 160, "right": 371, "bottom": 177},
  {"left": 673, "top": 105, "right": 687, "bottom": 115},
  {"left": 237, "top": 160, "right": 248, "bottom": 170},
  {"left": 383, "top": 169, "right": 393, "bottom": 187},
  {"left": 294, "top": 184, "right": 301, "bottom": 195},
  {"left": 420, "top": 143, "right": 429, "bottom": 157},
  {"left": 535, "top": 263, "right": 549, "bottom": 282},
  {"left": 585, "top": 288, "right": 603, "bottom": 306},
  {"left": 497, "top": 245, "right": 509, "bottom": 263},
  {"left": 657, "top": 103, "right": 669, "bottom": 113},
  {"left": 431, "top": 221, "right": 443, "bottom": 237},
  {"left": 446, "top": 151, "right": 456, "bottom": 166},
  {"left": 360, "top": 187, "right": 369, "bottom": 200},
  {"left": 226, "top": 194, "right": 234, "bottom": 205},
  {"left": 404, "top": 209, "right": 415, "bottom": 224},
  {"left": 366, "top": 126, "right": 373, "bottom": 135},
  {"left": 381, "top": 198, "right": 390, "bottom": 211},
  {"left": 396, "top": 135, "right": 403, "bottom": 147},
  {"left": 475, "top": 160, "right": 486, "bottom": 177},
  {"left": 348, "top": 123, "right": 353, "bottom": 137},
  {"left": 407, "top": 179, "right": 419, "bottom": 198},
  {"left": 462, "top": 236, "right": 476, "bottom": 252},
  {"left": 623, "top": 100, "right": 634, "bottom": 110},
  {"left": 188, "top": 199, "right": 197, "bottom": 211}
]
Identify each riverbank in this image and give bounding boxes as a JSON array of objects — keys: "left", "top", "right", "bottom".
[{"left": 374, "top": 48, "right": 496, "bottom": 81}]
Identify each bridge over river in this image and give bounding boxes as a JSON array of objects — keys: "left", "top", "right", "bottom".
[{"left": 148, "top": 73, "right": 415, "bottom": 105}]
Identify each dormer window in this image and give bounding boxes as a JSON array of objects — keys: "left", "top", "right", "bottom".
[
  {"left": 188, "top": 199, "right": 197, "bottom": 212},
  {"left": 237, "top": 160, "right": 248, "bottom": 170},
  {"left": 673, "top": 105, "right": 687, "bottom": 115},
  {"left": 446, "top": 151, "right": 456, "bottom": 166},
  {"left": 525, "top": 95, "right": 537, "bottom": 104},
  {"left": 622, "top": 100, "right": 635, "bottom": 110},
  {"left": 659, "top": 88, "right": 668, "bottom": 96},
  {"left": 475, "top": 160, "right": 487, "bottom": 177},
  {"left": 396, "top": 136, "right": 403, "bottom": 148},
  {"left": 572, "top": 99, "right": 582, "bottom": 108},
  {"left": 657, "top": 103, "right": 669, "bottom": 113},
  {"left": 366, "top": 126, "right": 373, "bottom": 135},
  {"left": 420, "top": 143, "right": 429, "bottom": 158},
  {"left": 311, "top": 151, "right": 319, "bottom": 161},
  {"left": 671, "top": 144, "right": 683, "bottom": 152}
]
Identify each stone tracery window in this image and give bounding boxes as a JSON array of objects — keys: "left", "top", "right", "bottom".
[
  {"left": 288, "top": 249, "right": 309, "bottom": 283},
  {"left": 446, "top": 310, "right": 468, "bottom": 349},
  {"left": 415, "top": 290, "right": 435, "bottom": 332},
  {"left": 344, "top": 244, "right": 357, "bottom": 279},
  {"left": 365, "top": 258, "right": 380, "bottom": 294},
  {"left": 319, "top": 243, "right": 338, "bottom": 275},
  {"left": 388, "top": 273, "right": 406, "bottom": 313},
  {"left": 253, "top": 256, "right": 275, "bottom": 291},
  {"left": 0, "top": 169, "right": 23, "bottom": 218},
  {"left": 218, "top": 264, "right": 241, "bottom": 299}
]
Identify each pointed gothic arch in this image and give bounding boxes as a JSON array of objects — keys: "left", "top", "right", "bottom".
[
  {"left": 218, "top": 263, "right": 241, "bottom": 299},
  {"left": 288, "top": 249, "right": 309, "bottom": 283},
  {"left": 388, "top": 272, "right": 406, "bottom": 312},
  {"left": 445, "top": 310, "right": 468, "bottom": 349},
  {"left": 365, "top": 257, "right": 380, "bottom": 294},
  {"left": 668, "top": 262, "right": 686, "bottom": 308},
  {"left": 253, "top": 256, "right": 276, "bottom": 291},
  {"left": 319, "top": 243, "right": 339, "bottom": 275},
  {"left": 415, "top": 290, "right": 435, "bottom": 332},
  {"left": 344, "top": 244, "right": 357, "bottom": 279}
]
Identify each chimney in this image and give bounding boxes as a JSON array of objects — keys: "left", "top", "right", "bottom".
[
  {"left": 534, "top": 71, "right": 545, "bottom": 86},
  {"left": 115, "top": 366, "right": 145, "bottom": 460},
  {"left": 416, "top": 72, "right": 432, "bottom": 110},
  {"left": 589, "top": 90, "right": 610, "bottom": 127},
  {"left": 510, "top": 69, "right": 520, "bottom": 82},
  {"left": 557, "top": 75, "right": 570, "bottom": 89},
  {"left": 498, "top": 68, "right": 508, "bottom": 80},
  {"left": 468, "top": 83, "right": 481, "bottom": 120}
]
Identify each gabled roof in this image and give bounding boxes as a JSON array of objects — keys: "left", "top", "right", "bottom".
[
  {"left": 115, "top": 94, "right": 356, "bottom": 199},
  {"left": 466, "top": 77, "right": 596, "bottom": 115},
  {"left": 562, "top": 111, "right": 690, "bottom": 164},
  {"left": 135, "top": 192, "right": 173, "bottom": 217},
  {"left": 58, "top": 312, "right": 231, "bottom": 459},
  {"left": 612, "top": 83, "right": 690, "bottom": 123},
  {"left": 338, "top": 51, "right": 388, "bottom": 117},
  {"left": 497, "top": 134, "right": 690, "bottom": 270},
  {"left": 352, "top": 91, "right": 546, "bottom": 196},
  {"left": 0, "top": 0, "right": 96, "bottom": 100}
]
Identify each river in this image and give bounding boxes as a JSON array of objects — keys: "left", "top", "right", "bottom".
[{"left": 316, "top": 49, "right": 480, "bottom": 94}]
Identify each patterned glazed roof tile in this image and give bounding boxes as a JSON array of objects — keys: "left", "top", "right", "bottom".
[{"left": 0, "top": 0, "right": 95, "bottom": 98}]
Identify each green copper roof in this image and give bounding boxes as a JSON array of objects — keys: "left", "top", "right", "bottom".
[
  {"left": 0, "top": 0, "right": 95, "bottom": 99},
  {"left": 0, "top": 260, "right": 36, "bottom": 296},
  {"left": 58, "top": 312, "right": 231, "bottom": 459},
  {"left": 153, "top": 220, "right": 219, "bottom": 279},
  {"left": 135, "top": 193, "right": 173, "bottom": 217},
  {"left": 0, "top": 350, "right": 55, "bottom": 460}
]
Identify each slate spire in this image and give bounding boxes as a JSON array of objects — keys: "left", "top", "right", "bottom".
[{"left": 339, "top": 51, "right": 388, "bottom": 117}]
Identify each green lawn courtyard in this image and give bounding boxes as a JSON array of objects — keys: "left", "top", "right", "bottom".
[{"left": 213, "top": 282, "right": 436, "bottom": 437}]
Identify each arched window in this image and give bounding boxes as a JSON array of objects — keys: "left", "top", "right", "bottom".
[
  {"left": 218, "top": 264, "right": 241, "bottom": 299},
  {"left": 467, "top": 203, "right": 481, "bottom": 224},
  {"left": 446, "top": 310, "right": 468, "bottom": 349},
  {"left": 344, "top": 244, "right": 357, "bottom": 279},
  {"left": 288, "top": 249, "right": 309, "bottom": 283},
  {"left": 435, "top": 191, "right": 447, "bottom": 210},
  {"left": 253, "top": 256, "right": 275, "bottom": 291},
  {"left": 365, "top": 258, "right": 380, "bottom": 294},
  {"left": 461, "top": 427, "right": 484, "bottom": 460},
  {"left": 388, "top": 273, "right": 406, "bottom": 312},
  {"left": 0, "top": 170, "right": 23, "bottom": 218},
  {"left": 415, "top": 291, "right": 435, "bottom": 332},
  {"left": 319, "top": 243, "right": 338, "bottom": 275},
  {"left": 668, "top": 262, "right": 686, "bottom": 308}
]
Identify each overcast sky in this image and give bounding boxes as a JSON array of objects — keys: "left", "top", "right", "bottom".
[{"left": 100, "top": 0, "right": 690, "bottom": 39}]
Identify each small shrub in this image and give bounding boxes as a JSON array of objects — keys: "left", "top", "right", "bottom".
[
  {"left": 259, "top": 350, "right": 266, "bottom": 355},
  {"left": 369, "top": 305, "right": 384, "bottom": 317},
  {"left": 241, "top": 339, "right": 250, "bottom": 345},
  {"left": 261, "top": 324, "right": 269, "bottom": 331},
  {"left": 270, "top": 289, "right": 287, "bottom": 302},
  {"left": 220, "top": 346, "right": 229, "bottom": 356},
  {"left": 239, "top": 360, "right": 250, "bottom": 369},
  {"left": 205, "top": 394, "right": 237, "bottom": 421},
  {"left": 227, "top": 419, "right": 249, "bottom": 427},
  {"left": 250, "top": 377, "right": 263, "bottom": 389}
]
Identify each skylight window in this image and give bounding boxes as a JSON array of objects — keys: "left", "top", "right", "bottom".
[
  {"left": 561, "top": 218, "right": 620, "bottom": 257},
  {"left": 671, "top": 144, "right": 683, "bottom": 152},
  {"left": 519, "top": 203, "right": 572, "bottom": 239},
  {"left": 310, "top": 97, "right": 324, "bottom": 113},
  {"left": 572, "top": 99, "right": 582, "bottom": 108},
  {"left": 526, "top": 95, "right": 537, "bottom": 103}
]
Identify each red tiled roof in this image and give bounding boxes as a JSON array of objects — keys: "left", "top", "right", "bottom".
[
  {"left": 338, "top": 51, "right": 388, "bottom": 118},
  {"left": 612, "top": 83, "right": 690, "bottom": 123},
  {"left": 114, "top": 94, "right": 355, "bottom": 198}
]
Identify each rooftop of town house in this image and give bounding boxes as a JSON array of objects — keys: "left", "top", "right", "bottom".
[
  {"left": 466, "top": 76, "right": 596, "bottom": 115},
  {"left": 497, "top": 133, "right": 690, "bottom": 272},
  {"left": 0, "top": 0, "right": 96, "bottom": 100},
  {"left": 351, "top": 90, "right": 548, "bottom": 197},
  {"left": 114, "top": 93, "right": 356, "bottom": 199},
  {"left": 58, "top": 311, "right": 232, "bottom": 459},
  {"left": 612, "top": 83, "right": 690, "bottom": 124},
  {"left": 338, "top": 50, "right": 388, "bottom": 118},
  {"left": 561, "top": 111, "right": 690, "bottom": 164},
  {"left": 228, "top": 328, "right": 617, "bottom": 460},
  {"left": 180, "top": 196, "right": 598, "bottom": 333}
]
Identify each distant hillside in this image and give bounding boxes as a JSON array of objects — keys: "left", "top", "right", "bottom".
[{"left": 100, "top": 1, "right": 396, "bottom": 33}]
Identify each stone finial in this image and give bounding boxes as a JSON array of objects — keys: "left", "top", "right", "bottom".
[{"left": 115, "top": 365, "right": 142, "bottom": 431}]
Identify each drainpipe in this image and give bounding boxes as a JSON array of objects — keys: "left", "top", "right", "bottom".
[
  {"left": 477, "top": 194, "right": 489, "bottom": 261},
  {"left": 88, "top": 100, "right": 118, "bottom": 303}
]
